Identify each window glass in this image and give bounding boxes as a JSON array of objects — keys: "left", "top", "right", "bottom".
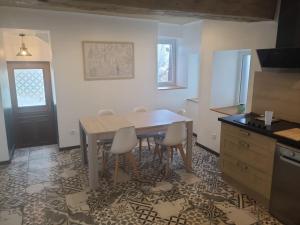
[
  {"left": 14, "top": 69, "right": 46, "bottom": 107},
  {"left": 239, "top": 54, "right": 251, "bottom": 104},
  {"left": 157, "top": 39, "right": 176, "bottom": 86}
]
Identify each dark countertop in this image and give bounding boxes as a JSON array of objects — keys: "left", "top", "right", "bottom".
[{"left": 218, "top": 113, "right": 300, "bottom": 149}]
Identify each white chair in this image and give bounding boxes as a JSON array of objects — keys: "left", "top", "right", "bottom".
[
  {"left": 177, "top": 108, "right": 186, "bottom": 116},
  {"left": 82, "top": 109, "right": 116, "bottom": 164},
  {"left": 133, "top": 106, "right": 151, "bottom": 161},
  {"left": 153, "top": 121, "right": 187, "bottom": 175},
  {"left": 104, "top": 126, "right": 139, "bottom": 184},
  {"left": 97, "top": 109, "right": 116, "bottom": 155}
]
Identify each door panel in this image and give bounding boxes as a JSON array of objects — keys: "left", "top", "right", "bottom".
[{"left": 7, "top": 62, "right": 57, "bottom": 148}]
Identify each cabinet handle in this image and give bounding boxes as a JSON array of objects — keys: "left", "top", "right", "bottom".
[{"left": 240, "top": 130, "right": 250, "bottom": 136}]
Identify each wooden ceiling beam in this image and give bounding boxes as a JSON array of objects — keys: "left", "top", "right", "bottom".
[{"left": 0, "top": 0, "right": 278, "bottom": 22}]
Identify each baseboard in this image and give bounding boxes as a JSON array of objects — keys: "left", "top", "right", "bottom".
[
  {"left": 196, "top": 142, "right": 220, "bottom": 156},
  {"left": 0, "top": 159, "right": 10, "bottom": 165},
  {"left": 59, "top": 145, "right": 80, "bottom": 151}
]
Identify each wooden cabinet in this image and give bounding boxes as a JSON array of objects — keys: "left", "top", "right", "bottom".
[{"left": 220, "top": 123, "right": 276, "bottom": 206}]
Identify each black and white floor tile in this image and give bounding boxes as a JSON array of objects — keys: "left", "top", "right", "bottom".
[{"left": 0, "top": 141, "right": 282, "bottom": 225}]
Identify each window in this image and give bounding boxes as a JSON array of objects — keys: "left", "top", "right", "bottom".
[
  {"left": 238, "top": 54, "right": 251, "bottom": 105},
  {"left": 14, "top": 69, "right": 46, "bottom": 107},
  {"left": 157, "top": 39, "right": 176, "bottom": 87},
  {"left": 210, "top": 49, "right": 251, "bottom": 110}
]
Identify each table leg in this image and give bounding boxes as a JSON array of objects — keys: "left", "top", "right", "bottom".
[
  {"left": 186, "top": 121, "right": 193, "bottom": 172},
  {"left": 88, "top": 134, "right": 98, "bottom": 189},
  {"left": 79, "top": 122, "right": 88, "bottom": 164}
]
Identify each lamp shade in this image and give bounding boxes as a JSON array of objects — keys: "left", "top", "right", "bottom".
[{"left": 16, "top": 34, "right": 32, "bottom": 56}]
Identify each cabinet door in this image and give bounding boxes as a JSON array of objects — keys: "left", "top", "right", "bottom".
[
  {"left": 221, "top": 155, "right": 243, "bottom": 183},
  {"left": 222, "top": 155, "right": 269, "bottom": 199},
  {"left": 241, "top": 164, "right": 270, "bottom": 199}
]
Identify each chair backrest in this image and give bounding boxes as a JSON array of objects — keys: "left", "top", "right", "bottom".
[
  {"left": 163, "top": 121, "right": 186, "bottom": 146},
  {"left": 133, "top": 106, "right": 148, "bottom": 113},
  {"left": 110, "top": 126, "right": 138, "bottom": 154},
  {"left": 177, "top": 108, "right": 186, "bottom": 116},
  {"left": 98, "top": 109, "right": 115, "bottom": 116}
]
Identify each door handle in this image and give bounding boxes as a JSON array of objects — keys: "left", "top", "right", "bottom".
[
  {"left": 280, "top": 156, "right": 300, "bottom": 167},
  {"left": 240, "top": 130, "right": 251, "bottom": 136}
]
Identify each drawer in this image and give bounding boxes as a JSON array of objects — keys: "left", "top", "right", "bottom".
[
  {"left": 221, "top": 155, "right": 270, "bottom": 198},
  {"left": 222, "top": 123, "right": 276, "bottom": 152},
  {"left": 221, "top": 134, "right": 275, "bottom": 174}
]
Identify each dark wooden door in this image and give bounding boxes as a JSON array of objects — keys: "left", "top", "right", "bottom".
[{"left": 7, "top": 62, "right": 57, "bottom": 148}]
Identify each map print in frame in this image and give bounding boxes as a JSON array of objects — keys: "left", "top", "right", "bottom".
[{"left": 82, "top": 41, "right": 134, "bottom": 80}]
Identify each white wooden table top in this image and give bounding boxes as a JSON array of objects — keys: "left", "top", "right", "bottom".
[{"left": 80, "top": 109, "right": 192, "bottom": 135}]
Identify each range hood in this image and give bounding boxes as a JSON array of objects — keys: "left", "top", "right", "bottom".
[
  {"left": 257, "top": 0, "right": 300, "bottom": 70},
  {"left": 257, "top": 48, "right": 300, "bottom": 69}
]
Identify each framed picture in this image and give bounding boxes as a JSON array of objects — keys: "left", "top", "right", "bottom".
[{"left": 82, "top": 41, "right": 134, "bottom": 80}]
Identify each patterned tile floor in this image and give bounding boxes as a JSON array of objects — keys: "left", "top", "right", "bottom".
[{"left": 0, "top": 141, "right": 282, "bottom": 225}]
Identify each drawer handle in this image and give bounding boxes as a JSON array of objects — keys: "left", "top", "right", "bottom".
[
  {"left": 239, "top": 141, "right": 250, "bottom": 149},
  {"left": 240, "top": 130, "right": 250, "bottom": 136}
]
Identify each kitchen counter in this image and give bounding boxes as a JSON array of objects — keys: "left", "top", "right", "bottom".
[{"left": 218, "top": 113, "right": 300, "bottom": 149}]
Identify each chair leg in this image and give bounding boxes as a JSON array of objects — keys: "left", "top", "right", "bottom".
[
  {"left": 122, "top": 154, "right": 128, "bottom": 173},
  {"left": 127, "top": 152, "right": 139, "bottom": 177},
  {"left": 147, "top": 137, "right": 151, "bottom": 151},
  {"left": 153, "top": 143, "right": 159, "bottom": 162},
  {"left": 165, "top": 146, "right": 172, "bottom": 176},
  {"left": 154, "top": 145, "right": 163, "bottom": 162},
  {"left": 178, "top": 144, "right": 187, "bottom": 167},
  {"left": 139, "top": 138, "right": 142, "bottom": 161},
  {"left": 158, "top": 146, "right": 163, "bottom": 162},
  {"left": 102, "top": 149, "right": 106, "bottom": 175},
  {"left": 114, "top": 155, "right": 119, "bottom": 185},
  {"left": 170, "top": 147, "right": 174, "bottom": 163}
]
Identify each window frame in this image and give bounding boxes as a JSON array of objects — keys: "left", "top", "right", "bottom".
[
  {"left": 157, "top": 38, "right": 177, "bottom": 87},
  {"left": 238, "top": 53, "right": 252, "bottom": 105}
]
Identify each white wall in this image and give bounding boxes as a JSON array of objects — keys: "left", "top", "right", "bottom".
[
  {"left": 0, "top": 31, "right": 10, "bottom": 161},
  {"left": 210, "top": 50, "right": 240, "bottom": 108},
  {"left": 0, "top": 7, "right": 199, "bottom": 148},
  {"left": 197, "top": 20, "right": 277, "bottom": 152},
  {"left": 0, "top": 7, "right": 277, "bottom": 153},
  {"left": 158, "top": 22, "right": 201, "bottom": 89},
  {"left": 3, "top": 31, "right": 52, "bottom": 61},
  {"left": 182, "top": 22, "right": 201, "bottom": 96},
  {"left": 210, "top": 49, "right": 252, "bottom": 108}
]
